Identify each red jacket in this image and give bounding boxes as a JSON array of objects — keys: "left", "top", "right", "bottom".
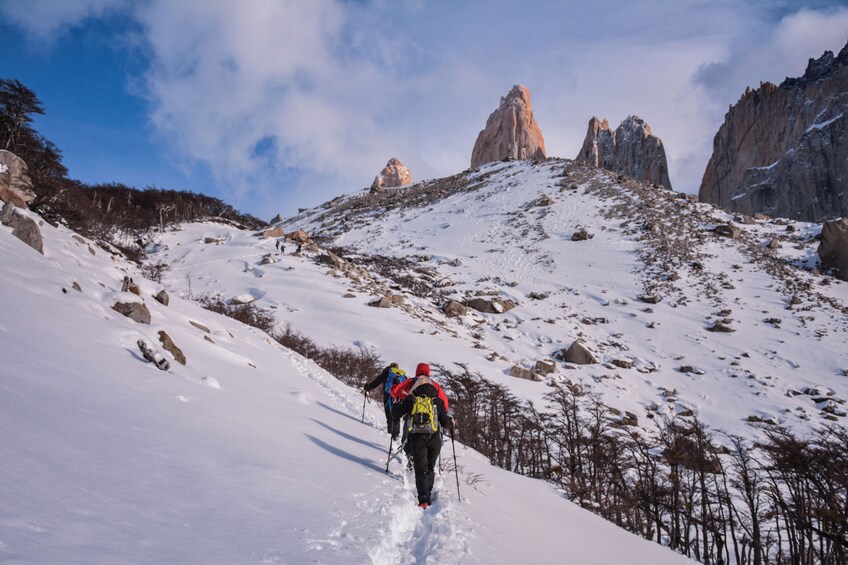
[{"left": 391, "top": 377, "right": 450, "bottom": 413}]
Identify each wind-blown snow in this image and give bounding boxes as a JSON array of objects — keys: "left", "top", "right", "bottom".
[{"left": 0, "top": 207, "right": 690, "bottom": 562}]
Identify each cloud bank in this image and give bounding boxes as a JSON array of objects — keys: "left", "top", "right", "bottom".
[{"left": 2, "top": 0, "right": 847, "bottom": 217}]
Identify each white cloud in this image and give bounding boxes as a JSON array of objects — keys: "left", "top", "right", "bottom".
[
  {"left": 4, "top": 0, "right": 848, "bottom": 215},
  {"left": 0, "top": 0, "right": 128, "bottom": 41}
]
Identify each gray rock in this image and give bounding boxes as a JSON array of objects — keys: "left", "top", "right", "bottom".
[
  {"left": 465, "top": 297, "right": 516, "bottom": 314},
  {"left": 190, "top": 320, "right": 211, "bottom": 333},
  {"left": 0, "top": 203, "right": 43, "bottom": 254},
  {"left": 509, "top": 365, "right": 540, "bottom": 381},
  {"left": 535, "top": 358, "right": 556, "bottom": 375},
  {"left": 113, "top": 301, "right": 151, "bottom": 324},
  {"left": 154, "top": 289, "right": 170, "bottom": 306},
  {"left": 441, "top": 300, "right": 468, "bottom": 318},
  {"left": 563, "top": 340, "right": 598, "bottom": 365},
  {"left": 714, "top": 224, "right": 741, "bottom": 239},
  {"left": 818, "top": 217, "right": 848, "bottom": 281}
]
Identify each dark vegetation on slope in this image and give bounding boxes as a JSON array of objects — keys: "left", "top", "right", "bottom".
[
  {"left": 435, "top": 363, "right": 847, "bottom": 565},
  {"left": 1, "top": 78, "right": 265, "bottom": 260},
  {"left": 198, "top": 298, "right": 383, "bottom": 390}
]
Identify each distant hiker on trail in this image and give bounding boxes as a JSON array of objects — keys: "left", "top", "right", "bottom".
[
  {"left": 364, "top": 362, "right": 406, "bottom": 438},
  {"left": 391, "top": 362, "right": 453, "bottom": 508}
]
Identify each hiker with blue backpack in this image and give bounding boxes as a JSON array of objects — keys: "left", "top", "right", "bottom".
[
  {"left": 363, "top": 362, "right": 406, "bottom": 438},
  {"left": 391, "top": 363, "right": 453, "bottom": 508}
]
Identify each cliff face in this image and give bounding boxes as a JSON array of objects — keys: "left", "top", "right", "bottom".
[
  {"left": 699, "top": 42, "right": 848, "bottom": 220},
  {"left": 576, "top": 116, "right": 672, "bottom": 189},
  {"left": 470, "top": 85, "right": 546, "bottom": 169}
]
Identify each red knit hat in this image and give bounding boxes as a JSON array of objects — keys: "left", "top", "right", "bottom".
[{"left": 415, "top": 363, "right": 430, "bottom": 377}]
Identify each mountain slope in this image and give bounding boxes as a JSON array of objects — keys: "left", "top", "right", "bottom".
[{"left": 0, "top": 208, "right": 690, "bottom": 562}]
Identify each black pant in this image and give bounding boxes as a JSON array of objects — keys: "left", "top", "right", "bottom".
[
  {"left": 384, "top": 396, "right": 401, "bottom": 437},
  {"left": 408, "top": 433, "right": 442, "bottom": 504}
]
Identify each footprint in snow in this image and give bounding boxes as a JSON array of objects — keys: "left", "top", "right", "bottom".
[
  {"left": 292, "top": 391, "right": 311, "bottom": 405},
  {"left": 201, "top": 376, "right": 221, "bottom": 389}
]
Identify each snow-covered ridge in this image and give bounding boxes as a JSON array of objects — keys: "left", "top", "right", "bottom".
[{"left": 275, "top": 159, "right": 846, "bottom": 441}]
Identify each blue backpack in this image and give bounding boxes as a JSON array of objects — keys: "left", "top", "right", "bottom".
[{"left": 384, "top": 367, "right": 406, "bottom": 395}]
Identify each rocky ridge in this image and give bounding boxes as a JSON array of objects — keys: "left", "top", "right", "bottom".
[{"left": 699, "top": 41, "right": 848, "bottom": 221}]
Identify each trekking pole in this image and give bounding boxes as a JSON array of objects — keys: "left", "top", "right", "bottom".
[
  {"left": 450, "top": 428, "right": 461, "bottom": 503},
  {"left": 385, "top": 433, "right": 395, "bottom": 473},
  {"left": 361, "top": 390, "right": 367, "bottom": 423}
]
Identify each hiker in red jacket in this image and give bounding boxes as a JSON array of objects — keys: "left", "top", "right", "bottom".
[
  {"left": 391, "top": 363, "right": 449, "bottom": 412},
  {"left": 391, "top": 364, "right": 453, "bottom": 508}
]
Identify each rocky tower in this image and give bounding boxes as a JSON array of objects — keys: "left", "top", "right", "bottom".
[
  {"left": 699, "top": 41, "right": 848, "bottom": 220},
  {"left": 371, "top": 158, "right": 412, "bottom": 192},
  {"left": 576, "top": 116, "right": 672, "bottom": 189},
  {"left": 470, "top": 84, "right": 546, "bottom": 169}
]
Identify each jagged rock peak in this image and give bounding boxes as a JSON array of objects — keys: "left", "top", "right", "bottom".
[
  {"left": 470, "top": 84, "right": 546, "bottom": 169},
  {"left": 371, "top": 157, "right": 412, "bottom": 192},
  {"left": 576, "top": 115, "right": 672, "bottom": 189},
  {"left": 699, "top": 39, "right": 848, "bottom": 220}
]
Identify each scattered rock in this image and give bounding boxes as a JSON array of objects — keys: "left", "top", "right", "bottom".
[
  {"left": 441, "top": 300, "right": 468, "bottom": 318},
  {"left": 638, "top": 294, "right": 660, "bottom": 304},
  {"left": 465, "top": 297, "right": 516, "bottom": 314},
  {"left": 261, "top": 226, "right": 284, "bottom": 239},
  {"left": 112, "top": 301, "right": 151, "bottom": 324},
  {"left": 767, "top": 238, "right": 781, "bottom": 249},
  {"left": 137, "top": 339, "right": 170, "bottom": 371},
  {"left": 611, "top": 358, "right": 633, "bottom": 369},
  {"left": 509, "top": 365, "right": 541, "bottom": 381},
  {"left": 571, "top": 229, "right": 592, "bottom": 241},
  {"left": 0, "top": 203, "right": 43, "bottom": 254},
  {"left": 714, "top": 224, "right": 741, "bottom": 239},
  {"left": 71, "top": 282, "right": 82, "bottom": 292},
  {"left": 190, "top": 320, "right": 210, "bottom": 333},
  {"left": 287, "top": 230, "right": 310, "bottom": 243},
  {"left": 707, "top": 321, "right": 736, "bottom": 333},
  {"left": 158, "top": 330, "right": 186, "bottom": 365},
  {"left": 817, "top": 217, "right": 848, "bottom": 281},
  {"left": 204, "top": 236, "right": 226, "bottom": 244},
  {"left": 154, "top": 289, "right": 169, "bottom": 306},
  {"left": 562, "top": 340, "right": 598, "bottom": 365},
  {"left": 535, "top": 358, "right": 556, "bottom": 375}
]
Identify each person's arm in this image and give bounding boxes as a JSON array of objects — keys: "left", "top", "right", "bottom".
[
  {"left": 436, "top": 398, "right": 453, "bottom": 430},
  {"left": 391, "top": 395, "right": 412, "bottom": 420},
  {"left": 364, "top": 367, "right": 388, "bottom": 391}
]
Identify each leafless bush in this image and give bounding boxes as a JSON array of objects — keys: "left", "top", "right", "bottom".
[{"left": 198, "top": 297, "right": 276, "bottom": 334}]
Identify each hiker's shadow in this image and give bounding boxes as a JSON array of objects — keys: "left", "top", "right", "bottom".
[
  {"left": 305, "top": 434, "right": 387, "bottom": 475},
  {"left": 310, "top": 419, "right": 385, "bottom": 452},
  {"left": 316, "top": 401, "right": 371, "bottom": 425}
]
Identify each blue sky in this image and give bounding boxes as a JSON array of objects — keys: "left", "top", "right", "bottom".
[{"left": 1, "top": 1, "right": 847, "bottom": 221}]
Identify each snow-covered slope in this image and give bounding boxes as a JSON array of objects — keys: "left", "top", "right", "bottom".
[
  {"left": 148, "top": 159, "right": 847, "bottom": 442},
  {"left": 0, "top": 209, "right": 690, "bottom": 562}
]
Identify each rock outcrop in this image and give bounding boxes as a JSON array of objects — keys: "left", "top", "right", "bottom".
[
  {"left": 0, "top": 202, "right": 43, "bottom": 254},
  {"left": 818, "top": 217, "right": 848, "bottom": 280},
  {"left": 470, "top": 84, "right": 546, "bottom": 169},
  {"left": 576, "top": 116, "right": 672, "bottom": 189},
  {"left": 371, "top": 158, "right": 412, "bottom": 192},
  {"left": 0, "top": 150, "right": 35, "bottom": 208},
  {"left": 699, "top": 41, "right": 848, "bottom": 220}
]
